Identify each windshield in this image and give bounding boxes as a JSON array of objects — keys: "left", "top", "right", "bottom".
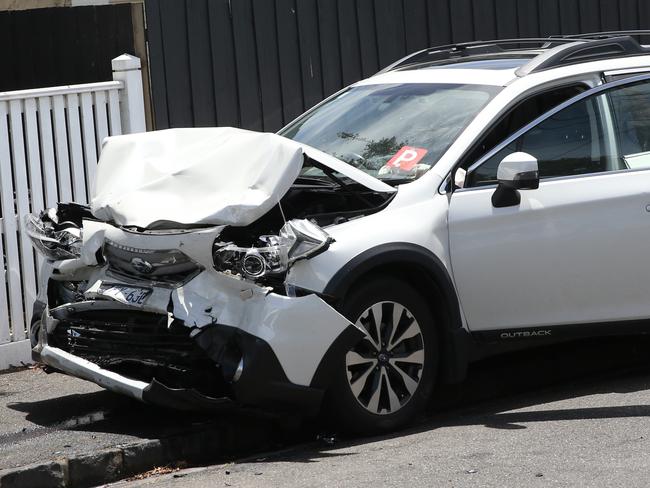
[{"left": 280, "top": 83, "right": 501, "bottom": 184}]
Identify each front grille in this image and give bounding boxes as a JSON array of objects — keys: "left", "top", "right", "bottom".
[
  {"left": 103, "top": 239, "right": 201, "bottom": 285},
  {"left": 49, "top": 308, "right": 222, "bottom": 392},
  {"left": 51, "top": 309, "right": 193, "bottom": 363}
]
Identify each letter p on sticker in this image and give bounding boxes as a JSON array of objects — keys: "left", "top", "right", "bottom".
[{"left": 386, "top": 146, "right": 428, "bottom": 171}]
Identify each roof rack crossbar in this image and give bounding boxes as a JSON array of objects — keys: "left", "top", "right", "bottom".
[
  {"left": 556, "top": 30, "right": 650, "bottom": 40},
  {"left": 380, "top": 31, "right": 650, "bottom": 75},
  {"left": 378, "top": 38, "right": 581, "bottom": 74},
  {"left": 521, "top": 36, "right": 650, "bottom": 75}
]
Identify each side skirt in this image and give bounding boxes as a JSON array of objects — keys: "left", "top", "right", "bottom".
[{"left": 469, "top": 319, "right": 650, "bottom": 359}]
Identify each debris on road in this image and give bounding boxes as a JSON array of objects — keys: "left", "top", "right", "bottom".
[{"left": 126, "top": 463, "right": 187, "bottom": 482}]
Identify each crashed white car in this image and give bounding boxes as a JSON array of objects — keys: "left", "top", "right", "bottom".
[{"left": 29, "top": 33, "right": 650, "bottom": 433}]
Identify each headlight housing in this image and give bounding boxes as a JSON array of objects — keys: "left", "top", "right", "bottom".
[
  {"left": 213, "top": 219, "right": 332, "bottom": 280},
  {"left": 24, "top": 212, "right": 83, "bottom": 260}
]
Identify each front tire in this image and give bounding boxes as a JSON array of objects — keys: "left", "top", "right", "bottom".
[{"left": 326, "top": 277, "right": 438, "bottom": 435}]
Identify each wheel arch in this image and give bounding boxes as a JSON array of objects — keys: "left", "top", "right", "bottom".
[{"left": 322, "top": 242, "right": 471, "bottom": 384}]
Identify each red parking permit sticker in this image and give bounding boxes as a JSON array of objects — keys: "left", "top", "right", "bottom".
[{"left": 385, "top": 146, "right": 428, "bottom": 171}]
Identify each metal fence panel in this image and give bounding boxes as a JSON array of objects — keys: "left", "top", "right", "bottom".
[{"left": 145, "top": 0, "right": 650, "bottom": 132}]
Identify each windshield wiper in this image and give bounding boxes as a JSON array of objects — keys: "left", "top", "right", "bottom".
[
  {"left": 378, "top": 176, "right": 417, "bottom": 185},
  {"left": 294, "top": 175, "right": 339, "bottom": 187},
  {"left": 305, "top": 160, "right": 351, "bottom": 190}
]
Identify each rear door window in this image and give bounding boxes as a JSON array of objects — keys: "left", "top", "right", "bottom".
[{"left": 607, "top": 81, "right": 650, "bottom": 170}]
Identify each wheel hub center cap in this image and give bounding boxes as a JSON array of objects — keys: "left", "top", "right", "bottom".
[{"left": 377, "top": 352, "right": 389, "bottom": 364}]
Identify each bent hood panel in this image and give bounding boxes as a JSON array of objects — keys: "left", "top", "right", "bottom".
[
  {"left": 91, "top": 128, "right": 304, "bottom": 228},
  {"left": 91, "top": 128, "right": 394, "bottom": 229}
]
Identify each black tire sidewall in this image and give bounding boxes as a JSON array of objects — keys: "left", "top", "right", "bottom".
[{"left": 325, "top": 277, "right": 438, "bottom": 435}]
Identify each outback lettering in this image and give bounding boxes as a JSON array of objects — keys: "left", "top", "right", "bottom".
[{"left": 500, "top": 330, "right": 552, "bottom": 339}]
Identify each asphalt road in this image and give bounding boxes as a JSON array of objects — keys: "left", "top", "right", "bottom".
[
  {"left": 107, "top": 336, "right": 650, "bottom": 488},
  {"left": 110, "top": 369, "right": 650, "bottom": 488},
  {"left": 4, "top": 336, "right": 650, "bottom": 486}
]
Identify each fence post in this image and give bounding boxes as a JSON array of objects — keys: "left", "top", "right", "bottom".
[{"left": 112, "top": 54, "right": 146, "bottom": 134}]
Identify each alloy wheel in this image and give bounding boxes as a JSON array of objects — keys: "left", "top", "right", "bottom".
[{"left": 345, "top": 301, "right": 425, "bottom": 415}]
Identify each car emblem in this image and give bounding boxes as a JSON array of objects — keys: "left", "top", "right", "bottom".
[{"left": 130, "top": 257, "right": 154, "bottom": 274}]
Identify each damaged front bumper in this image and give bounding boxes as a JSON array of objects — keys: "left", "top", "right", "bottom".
[
  {"left": 31, "top": 220, "right": 363, "bottom": 415},
  {"left": 33, "top": 287, "right": 362, "bottom": 414},
  {"left": 35, "top": 341, "right": 232, "bottom": 411}
]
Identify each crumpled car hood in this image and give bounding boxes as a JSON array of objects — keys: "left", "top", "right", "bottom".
[{"left": 91, "top": 127, "right": 394, "bottom": 229}]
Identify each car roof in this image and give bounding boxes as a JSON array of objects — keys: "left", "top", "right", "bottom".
[
  {"left": 418, "top": 57, "right": 537, "bottom": 71},
  {"left": 356, "top": 68, "right": 520, "bottom": 87}
]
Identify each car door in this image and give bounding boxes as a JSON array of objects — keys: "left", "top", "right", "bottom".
[{"left": 448, "top": 75, "right": 650, "bottom": 332}]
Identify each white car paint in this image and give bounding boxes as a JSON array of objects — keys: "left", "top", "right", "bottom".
[
  {"left": 357, "top": 68, "right": 521, "bottom": 87},
  {"left": 287, "top": 47, "right": 650, "bottom": 335},
  {"left": 92, "top": 128, "right": 304, "bottom": 228},
  {"left": 449, "top": 170, "right": 650, "bottom": 329},
  {"left": 287, "top": 174, "right": 453, "bottom": 294}
]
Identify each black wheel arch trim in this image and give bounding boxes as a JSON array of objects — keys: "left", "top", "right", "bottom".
[{"left": 322, "top": 242, "right": 470, "bottom": 384}]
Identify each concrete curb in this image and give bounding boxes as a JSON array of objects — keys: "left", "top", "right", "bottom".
[{"left": 0, "top": 420, "right": 276, "bottom": 488}]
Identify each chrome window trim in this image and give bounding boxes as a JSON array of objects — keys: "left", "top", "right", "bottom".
[
  {"left": 604, "top": 67, "right": 650, "bottom": 79},
  {"left": 454, "top": 164, "right": 650, "bottom": 194}
]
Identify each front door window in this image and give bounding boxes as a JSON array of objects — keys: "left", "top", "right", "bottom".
[{"left": 466, "top": 87, "right": 624, "bottom": 187}]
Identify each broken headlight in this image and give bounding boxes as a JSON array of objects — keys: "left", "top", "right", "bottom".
[
  {"left": 213, "top": 219, "right": 332, "bottom": 280},
  {"left": 24, "top": 212, "right": 82, "bottom": 260}
]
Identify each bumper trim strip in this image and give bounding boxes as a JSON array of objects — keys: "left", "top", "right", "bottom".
[{"left": 39, "top": 345, "right": 148, "bottom": 401}]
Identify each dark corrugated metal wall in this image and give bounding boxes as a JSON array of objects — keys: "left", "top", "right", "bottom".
[
  {"left": 145, "top": 0, "right": 650, "bottom": 131},
  {"left": 0, "top": 5, "right": 134, "bottom": 92}
]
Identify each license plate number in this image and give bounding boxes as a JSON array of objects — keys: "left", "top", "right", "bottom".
[{"left": 99, "top": 284, "right": 151, "bottom": 306}]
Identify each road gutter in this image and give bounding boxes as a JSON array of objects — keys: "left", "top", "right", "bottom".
[{"left": 0, "top": 419, "right": 278, "bottom": 488}]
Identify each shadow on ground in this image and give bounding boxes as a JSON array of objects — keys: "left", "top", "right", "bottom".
[
  {"left": 207, "top": 335, "right": 650, "bottom": 469},
  {"left": 7, "top": 335, "right": 650, "bottom": 468},
  {"left": 7, "top": 389, "right": 215, "bottom": 439}
]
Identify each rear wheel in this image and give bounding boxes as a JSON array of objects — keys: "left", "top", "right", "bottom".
[{"left": 326, "top": 277, "right": 438, "bottom": 434}]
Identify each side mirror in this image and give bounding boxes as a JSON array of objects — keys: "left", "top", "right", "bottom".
[
  {"left": 492, "top": 152, "right": 539, "bottom": 208},
  {"left": 454, "top": 167, "right": 467, "bottom": 189}
]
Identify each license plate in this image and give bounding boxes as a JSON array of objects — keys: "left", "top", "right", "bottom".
[{"left": 98, "top": 284, "right": 151, "bottom": 306}]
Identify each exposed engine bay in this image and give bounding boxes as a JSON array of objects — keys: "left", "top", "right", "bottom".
[{"left": 215, "top": 168, "right": 392, "bottom": 286}]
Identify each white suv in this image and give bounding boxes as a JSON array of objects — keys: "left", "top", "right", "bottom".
[{"left": 28, "top": 32, "right": 650, "bottom": 433}]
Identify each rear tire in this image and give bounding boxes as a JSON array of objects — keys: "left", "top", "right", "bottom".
[{"left": 325, "top": 277, "right": 438, "bottom": 435}]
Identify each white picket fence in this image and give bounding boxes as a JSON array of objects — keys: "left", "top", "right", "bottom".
[{"left": 0, "top": 54, "right": 146, "bottom": 370}]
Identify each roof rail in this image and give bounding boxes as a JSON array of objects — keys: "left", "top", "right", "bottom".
[
  {"left": 518, "top": 36, "right": 650, "bottom": 75},
  {"left": 377, "top": 38, "right": 583, "bottom": 74},
  {"left": 379, "top": 31, "right": 650, "bottom": 75},
  {"left": 556, "top": 30, "right": 650, "bottom": 40}
]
